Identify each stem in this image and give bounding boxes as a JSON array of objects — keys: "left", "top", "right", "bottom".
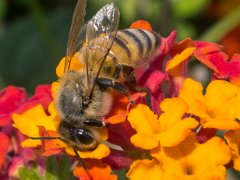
[{"left": 199, "top": 5, "right": 240, "bottom": 42}]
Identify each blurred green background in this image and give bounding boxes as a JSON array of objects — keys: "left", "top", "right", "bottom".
[{"left": 0, "top": 0, "right": 240, "bottom": 92}]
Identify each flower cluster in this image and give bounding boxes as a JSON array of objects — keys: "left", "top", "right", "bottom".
[{"left": 1, "top": 20, "right": 240, "bottom": 179}]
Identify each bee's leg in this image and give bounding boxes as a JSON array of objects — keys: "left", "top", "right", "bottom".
[
  {"left": 97, "top": 77, "right": 135, "bottom": 104},
  {"left": 83, "top": 119, "right": 106, "bottom": 127},
  {"left": 113, "top": 64, "right": 144, "bottom": 92},
  {"left": 73, "top": 146, "right": 93, "bottom": 180}
]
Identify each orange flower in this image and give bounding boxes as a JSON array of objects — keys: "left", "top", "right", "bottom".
[
  {"left": 165, "top": 38, "right": 196, "bottom": 95},
  {"left": 166, "top": 38, "right": 196, "bottom": 75},
  {"left": 73, "top": 160, "right": 117, "bottom": 180},
  {"left": 179, "top": 78, "right": 240, "bottom": 130},
  {"left": 130, "top": 20, "right": 152, "bottom": 31},
  {"left": 56, "top": 52, "right": 83, "bottom": 78},
  {"left": 127, "top": 98, "right": 198, "bottom": 149},
  {"left": 224, "top": 129, "right": 240, "bottom": 171}
]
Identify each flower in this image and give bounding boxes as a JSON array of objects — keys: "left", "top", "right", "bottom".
[
  {"left": 127, "top": 134, "right": 231, "bottom": 180},
  {"left": 179, "top": 78, "right": 240, "bottom": 130},
  {"left": 136, "top": 31, "right": 178, "bottom": 114},
  {"left": 130, "top": 20, "right": 153, "bottom": 31},
  {"left": 194, "top": 41, "right": 240, "bottom": 85},
  {"left": 12, "top": 101, "right": 110, "bottom": 160},
  {"left": 0, "top": 85, "right": 52, "bottom": 127},
  {"left": 128, "top": 98, "right": 198, "bottom": 149},
  {"left": 224, "top": 129, "right": 240, "bottom": 171},
  {"left": 0, "top": 132, "right": 10, "bottom": 169},
  {"left": 12, "top": 103, "right": 58, "bottom": 147},
  {"left": 0, "top": 86, "right": 26, "bottom": 126},
  {"left": 7, "top": 157, "right": 24, "bottom": 179},
  {"left": 127, "top": 159, "right": 164, "bottom": 179},
  {"left": 5, "top": 16, "right": 240, "bottom": 179},
  {"left": 73, "top": 160, "right": 117, "bottom": 180},
  {"left": 103, "top": 149, "right": 134, "bottom": 170},
  {"left": 56, "top": 52, "right": 83, "bottom": 78}
]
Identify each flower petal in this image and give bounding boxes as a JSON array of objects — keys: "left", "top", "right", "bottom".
[
  {"left": 56, "top": 53, "right": 83, "bottom": 78},
  {"left": 65, "top": 143, "right": 110, "bottom": 159},
  {"left": 224, "top": 129, "right": 240, "bottom": 171},
  {"left": 73, "top": 160, "right": 117, "bottom": 180},
  {"left": 130, "top": 20, "right": 152, "bottom": 30},
  {"left": 0, "top": 86, "right": 26, "bottom": 126},
  {"left": 130, "top": 133, "right": 159, "bottom": 149},
  {"left": 0, "top": 132, "right": 10, "bottom": 168},
  {"left": 152, "top": 134, "right": 231, "bottom": 179},
  {"left": 179, "top": 78, "right": 208, "bottom": 117},
  {"left": 128, "top": 104, "right": 159, "bottom": 134},
  {"left": 128, "top": 104, "right": 160, "bottom": 149},
  {"left": 103, "top": 149, "right": 134, "bottom": 170},
  {"left": 166, "top": 47, "right": 196, "bottom": 72},
  {"left": 12, "top": 104, "right": 58, "bottom": 147},
  {"left": 158, "top": 98, "right": 199, "bottom": 147},
  {"left": 127, "top": 159, "right": 164, "bottom": 180},
  {"left": 180, "top": 78, "right": 240, "bottom": 130}
]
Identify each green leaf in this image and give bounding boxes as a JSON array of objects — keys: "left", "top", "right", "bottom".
[
  {"left": 113, "top": 169, "right": 128, "bottom": 180},
  {"left": 0, "top": 0, "right": 6, "bottom": 19},
  {"left": 57, "top": 155, "right": 72, "bottom": 180},
  {"left": 172, "top": 0, "right": 210, "bottom": 19},
  {"left": 45, "top": 155, "right": 76, "bottom": 180},
  {"left": 19, "top": 167, "right": 42, "bottom": 180},
  {"left": 45, "top": 156, "right": 58, "bottom": 180}
]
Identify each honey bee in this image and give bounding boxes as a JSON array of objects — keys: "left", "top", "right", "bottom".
[{"left": 55, "top": 0, "right": 162, "bottom": 154}]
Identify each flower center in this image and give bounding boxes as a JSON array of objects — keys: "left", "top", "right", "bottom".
[{"left": 184, "top": 166, "right": 194, "bottom": 175}]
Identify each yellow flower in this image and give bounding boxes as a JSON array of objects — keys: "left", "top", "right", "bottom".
[
  {"left": 179, "top": 78, "right": 240, "bottom": 130},
  {"left": 12, "top": 102, "right": 58, "bottom": 147},
  {"left": 166, "top": 47, "right": 196, "bottom": 75},
  {"left": 127, "top": 134, "right": 231, "bottom": 180},
  {"left": 128, "top": 98, "right": 198, "bottom": 149},
  {"left": 56, "top": 52, "right": 83, "bottom": 78},
  {"left": 127, "top": 159, "right": 164, "bottom": 179},
  {"left": 12, "top": 101, "right": 110, "bottom": 159},
  {"left": 224, "top": 129, "right": 240, "bottom": 171}
]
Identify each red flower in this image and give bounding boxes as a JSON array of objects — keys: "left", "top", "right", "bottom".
[
  {"left": 135, "top": 31, "right": 177, "bottom": 114},
  {"left": 0, "top": 85, "right": 52, "bottom": 127},
  {"left": 194, "top": 41, "right": 240, "bottom": 85},
  {"left": 0, "top": 132, "right": 10, "bottom": 169},
  {"left": 15, "top": 84, "right": 52, "bottom": 114},
  {"left": 0, "top": 86, "right": 26, "bottom": 126}
]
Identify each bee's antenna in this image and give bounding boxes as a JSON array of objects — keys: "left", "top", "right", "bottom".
[
  {"left": 31, "top": 137, "right": 93, "bottom": 179},
  {"left": 73, "top": 146, "right": 93, "bottom": 180},
  {"left": 30, "top": 136, "right": 61, "bottom": 140}
]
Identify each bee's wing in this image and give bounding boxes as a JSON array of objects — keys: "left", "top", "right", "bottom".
[
  {"left": 64, "top": 0, "right": 87, "bottom": 73},
  {"left": 84, "top": 3, "right": 120, "bottom": 96}
]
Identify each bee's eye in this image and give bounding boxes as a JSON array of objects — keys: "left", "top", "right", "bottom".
[{"left": 74, "top": 128, "right": 94, "bottom": 145}]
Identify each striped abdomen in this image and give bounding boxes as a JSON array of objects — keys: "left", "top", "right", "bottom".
[
  {"left": 83, "top": 28, "right": 161, "bottom": 77},
  {"left": 109, "top": 28, "right": 161, "bottom": 66}
]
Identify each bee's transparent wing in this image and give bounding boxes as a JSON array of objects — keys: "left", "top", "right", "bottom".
[
  {"left": 84, "top": 3, "right": 120, "bottom": 88},
  {"left": 64, "top": 0, "right": 87, "bottom": 73}
]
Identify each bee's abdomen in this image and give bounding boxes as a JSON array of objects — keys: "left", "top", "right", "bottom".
[{"left": 109, "top": 29, "right": 161, "bottom": 66}]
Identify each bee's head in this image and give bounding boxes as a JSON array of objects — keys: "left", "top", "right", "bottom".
[
  {"left": 55, "top": 71, "right": 112, "bottom": 122},
  {"left": 56, "top": 71, "right": 92, "bottom": 121}
]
